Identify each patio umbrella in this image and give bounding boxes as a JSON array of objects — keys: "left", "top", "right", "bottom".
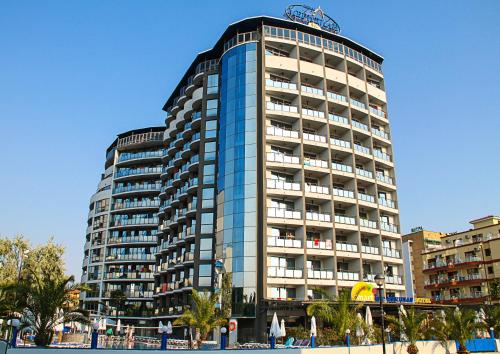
[
  {"left": 116, "top": 319, "right": 121, "bottom": 334},
  {"left": 310, "top": 316, "right": 317, "bottom": 337},
  {"left": 364, "top": 306, "right": 373, "bottom": 345},
  {"left": 270, "top": 313, "right": 282, "bottom": 338},
  {"left": 280, "top": 319, "right": 286, "bottom": 338},
  {"left": 166, "top": 321, "right": 173, "bottom": 334},
  {"left": 356, "top": 313, "right": 365, "bottom": 339},
  {"left": 158, "top": 320, "right": 164, "bottom": 333}
]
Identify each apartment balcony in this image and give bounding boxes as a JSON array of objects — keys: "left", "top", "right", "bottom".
[
  {"left": 117, "top": 150, "right": 163, "bottom": 164},
  {"left": 109, "top": 217, "right": 159, "bottom": 228},
  {"left": 266, "top": 78, "right": 298, "bottom": 91},
  {"left": 328, "top": 113, "right": 349, "bottom": 126},
  {"left": 266, "top": 101, "right": 299, "bottom": 115},
  {"left": 333, "top": 188, "right": 355, "bottom": 200},
  {"left": 423, "top": 256, "right": 483, "bottom": 273},
  {"left": 373, "top": 149, "right": 392, "bottom": 163},
  {"left": 358, "top": 192, "right": 376, "bottom": 204},
  {"left": 266, "top": 126, "right": 300, "bottom": 140},
  {"left": 306, "top": 211, "right": 331, "bottom": 223},
  {"left": 303, "top": 132, "right": 327, "bottom": 145},
  {"left": 267, "top": 266, "right": 303, "bottom": 279},
  {"left": 424, "top": 273, "right": 483, "bottom": 289},
  {"left": 356, "top": 168, "right": 374, "bottom": 180},
  {"left": 267, "top": 207, "right": 302, "bottom": 221},
  {"left": 332, "top": 162, "right": 353, "bottom": 175},
  {"left": 305, "top": 183, "right": 329, "bottom": 196},
  {"left": 380, "top": 222, "right": 399, "bottom": 234},
  {"left": 267, "top": 236, "right": 302, "bottom": 249},
  {"left": 352, "top": 120, "right": 369, "bottom": 132},
  {"left": 113, "top": 183, "right": 161, "bottom": 195},
  {"left": 385, "top": 275, "right": 403, "bottom": 285},
  {"left": 354, "top": 143, "right": 371, "bottom": 156},
  {"left": 103, "top": 272, "right": 154, "bottom": 280},
  {"left": 111, "top": 200, "right": 160, "bottom": 211},
  {"left": 369, "top": 106, "right": 387, "bottom": 119},
  {"left": 302, "top": 108, "right": 325, "bottom": 120},
  {"left": 336, "top": 242, "right": 359, "bottom": 253},
  {"left": 107, "top": 236, "right": 156, "bottom": 245},
  {"left": 338, "top": 271, "right": 360, "bottom": 281},
  {"left": 104, "top": 254, "right": 155, "bottom": 263},
  {"left": 330, "top": 137, "right": 351, "bottom": 150},
  {"left": 307, "top": 269, "right": 334, "bottom": 280},
  {"left": 306, "top": 239, "right": 333, "bottom": 250},
  {"left": 334, "top": 215, "right": 356, "bottom": 226},
  {"left": 350, "top": 98, "right": 367, "bottom": 111},
  {"left": 361, "top": 245, "right": 380, "bottom": 255},
  {"left": 304, "top": 157, "right": 329, "bottom": 170},
  {"left": 371, "top": 128, "right": 390, "bottom": 140},
  {"left": 378, "top": 198, "right": 397, "bottom": 209},
  {"left": 266, "top": 151, "right": 300, "bottom": 166},
  {"left": 327, "top": 91, "right": 347, "bottom": 104},
  {"left": 301, "top": 85, "right": 324, "bottom": 97},
  {"left": 383, "top": 247, "right": 401, "bottom": 259},
  {"left": 360, "top": 218, "right": 378, "bottom": 231},
  {"left": 431, "top": 291, "right": 485, "bottom": 304},
  {"left": 363, "top": 273, "right": 377, "bottom": 282},
  {"left": 376, "top": 174, "right": 394, "bottom": 186}
]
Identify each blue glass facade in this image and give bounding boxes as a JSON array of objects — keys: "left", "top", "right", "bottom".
[{"left": 217, "top": 43, "right": 257, "bottom": 316}]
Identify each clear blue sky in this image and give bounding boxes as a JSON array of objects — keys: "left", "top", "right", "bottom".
[{"left": 1, "top": 1, "right": 499, "bottom": 278}]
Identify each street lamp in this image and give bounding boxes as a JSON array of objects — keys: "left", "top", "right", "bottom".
[
  {"left": 375, "top": 274, "right": 386, "bottom": 354},
  {"left": 220, "top": 327, "right": 227, "bottom": 350}
]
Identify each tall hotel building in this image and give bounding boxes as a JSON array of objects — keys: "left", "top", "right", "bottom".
[
  {"left": 155, "top": 14, "right": 404, "bottom": 340},
  {"left": 80, "top": 127, "right": 164, "bottom": 332}
]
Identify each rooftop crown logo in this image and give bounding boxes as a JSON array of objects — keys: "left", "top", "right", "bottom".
[{"left": 284, "top": 4, "right": 341, "bottom": 34}]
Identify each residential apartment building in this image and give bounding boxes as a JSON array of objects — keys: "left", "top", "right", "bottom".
[
  {"left": 155, "top": 13, "right": 404, "bottom": 341},
  {"left": 402, "top": 228, "right": 444, "bottom": 297},
  {"left": 421, "top": 216, "right": 500, "bottom": 304},
  {"left": 80, "top": 127, "right": 164, "bottom": 333}
]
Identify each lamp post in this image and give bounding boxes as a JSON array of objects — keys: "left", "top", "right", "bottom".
[
  {"left": 91, "top": 320, "right": 100, "bottom": 349},
  {"left": 220, "top": 327, "right": 227, "bottom": 350},
  {"left": 160, "top": 325, "right": 168, "bottom": 350},
  {"left": 10, "top": 319, "right": 20, "bottom": 348},
  {"left": 375, "top": 274, "right": 386, "bottom": 354}
]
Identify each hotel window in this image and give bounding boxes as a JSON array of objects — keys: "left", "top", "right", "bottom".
[
  {"left": 206, "top": 99, "right": 218, "bottom": 116},
  {"left": 203, "top": 164, "right": 215, "bottom": 185},
  {"left": 205, "top": 119, "right": 217, "bottom": 139},
  {"left": 485, "top": 248, "right": 491, "bottom": 257},
  {"left": 200, "top": 212, "right": 214, "bottom": 234},
  {"left": 204, "top": 141, "right": 216, "bottom": 161},
  {"left": 207, "top": 74, "right": 218, "bottom": 94},
  {"left": 202, "top": 188, "right": 214, "bottom": 209}
]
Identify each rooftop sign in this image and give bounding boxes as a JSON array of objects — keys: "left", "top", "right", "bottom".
[{"left": 284, "top": 5, "right": 341, "bottom": 34}]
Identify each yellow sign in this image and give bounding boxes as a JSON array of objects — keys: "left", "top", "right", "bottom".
[
  {"left": 414, "top": 297, "right": 431, "bottom": 304},
  {"left": 351, "top": 282, "right": 376, "bottom": 302}
]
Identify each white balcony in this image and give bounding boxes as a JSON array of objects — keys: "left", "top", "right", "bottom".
[
  {"left": 360, "top": 219, "right": 377, "bottom": 229},
  {"left": 307, "top": 269, "right": 334, "bottom": 280},
  {"left": 379, "top": 198, "right": 396, "bottom": 209},
  {"left": 267, "top": 152, "right": 300, "bottom": 165},
  {"left": 376, "top": 174, "right": 394, "bottom": 185},
  {"left": 362, "top": 245, "right": 380, "bottom": 255},
  {"left": 354, "top": 144, "right": 371, "bottom": 155},
  {"left": 306, "top": 239, "right": 333, "bottom": 250},
  {"left": 266, "top": 126, "right": 300, "bottom": 139},
  {"left": 383, "top": 247, "right": 401, "bottom": 258},
  {"left": 371, "top": 128, "right": 389, "bottom": 140},
  {"left": 267, "top": 236, "right": 302, "bottom": 248},
  {"left": 268, "top": 267, "right": 303, "bottom": 278},
  {"left": 304, "top": 158, "right": 328, "bottom": 169},
  {"left": 266, "top": 79, "right": 297, "bottom": 91},
  {"left": 381, "top": 222, "right": 398, "bottom": 233},
  {"left": 302, "top": 108, "right": 325, "bottom": 119},
  {"left": 334, "top": 215, "right": 356, "bottom": 225},
  {"left": 352, "top": 120, "right": 369, "bottom": 131},
  {"left": 306, "top": 211, "right": 331, "bottom": 222},
  {"left": 301, "top": 85, "right": 324, "bottom": 96},
  {"left": 329, "top": 113, "right": 349, "bottom": 125},
  {"left": 267, "top": 207, "right": 302, "bottom": 220},
  {"left": 267, "top": 178, "right": 301, "bottom": 192},
  {"left": 333, "top": 188, "right": 354, "bottom": 199},
  {"left": 330, "top": 138, "right": 351, "bottom": 149},
  {"left": 336, "top": 242, "right": 358, "bottom": 253},
  {"left": 374, "top": 149, "right": 392, "bottom": 162},
  {"left": 358, "top": 192, "right": 375, "bottom": 203},
  {"left": 266, "top": 101, "right": 298, "bottom": 113},
  {"left": 303, "top": 132, "right": 327, "bottom": 144},
  {"left": 385, "top": 275, "right": 403, "bottom": 285},
  {"left": 327, "top": 91, "right": 347, "bottom": 103},
  {"left": 305, "top": 184, "right": 329, "bottom": 195},
  {"left": 332, "top": 162, "right": 353, "bottom": 173},
  {"left": 338, "top": 271, "right": 360, "bottom": 281}
]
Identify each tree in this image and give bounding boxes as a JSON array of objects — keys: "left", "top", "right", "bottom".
[
  {"left": 386, "top": 307, "right": 428, "bottom": 354},
  {"left": 109, "top": 289, "right": 127, "bottom": 333},
  {"left": 174, "top": 290, "right": 226, "bottom": 348},
  {"left": 220, "top": 272, "right": 232, "bottom": 319},
  {"left": 484, "top": 305, "right": 500, "bottom": 337},
  {"left": 432, "top": 307, "right": 487, "bottom": 354},
  {"left": 490, "top": 279, "right": 500, "bottom": 301},
  {"left": 306, "top": 289, "right": 362, "bottom": 338},
  {"left": 0, "top": 235, "right": 29, "bottom": 284},
  {"left": 17, "top": 271, "right": 88, "bottom": 346}
]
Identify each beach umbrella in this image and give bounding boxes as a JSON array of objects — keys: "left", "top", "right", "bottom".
[
  {"left": 116, "top": 319, "right": 121, "bottom": 334},
  {"left": 270, "top": 313, "right": 282, "bottom": 338},
  {"left": 280, "top": 319, "right": 286, "bottom": 338},
  {"left": 364, "top": 306, "right": 372, "bottom": 345},
  {"left": 310, "top": 316, "right": 317, "bottom": 337},
  {"left": 158, "top": 320, "right": 164, "bottom": 333},
  {"left": 166, "top": 321, "right": 173, "bottom": 334},
  {"left": 356, "top": 313, "right": 365, "bottom": 338}
]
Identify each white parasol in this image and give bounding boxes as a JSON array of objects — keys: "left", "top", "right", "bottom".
[
  {"left": 270, "top": 312, "right": 282, "bottom": 338},
  {"left": 116, "top": 319, "right": 121, "bottom": 334},
  {"left": 158, "top": 320, "right": 164, "bottom": 333},
  {"left": 280, "top": 318, "right": 286, "bottom": 338},
  {"left": 364, "top": 306, "right": 373, "bottom": 345},
  {"left": 310, "top": 316, "right": 317, "bottom": 337},
  {"left": 356, "top": 313, "right": 365, "bottom": 338}
]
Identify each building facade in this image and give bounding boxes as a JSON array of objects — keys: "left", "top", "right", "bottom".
[
  {"left": 420, "top": 216, "right": 500, "bottom": 305},
  {"left": 80, "top": 127, "right": 164, "bottom": 333},
  {"left": 155, "top": 15, "right": 405, "bottom": 341},
  {"left": 402, "top": 228, "right": 444, "bottom": 297}
]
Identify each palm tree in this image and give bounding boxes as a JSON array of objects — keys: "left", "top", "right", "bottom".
[
  {"left": 485, "top": 305, "right": 500, "bottom": 335},
  {"left": 432, "top": 307, "right": 487, "bottom": 354},
  {"left": 173, "top": 290, "right": 226, "bottom": 348},
  {"left": 17, "top": 271, "right": 88, "bottom": 346},
  {"left": 109, "top": 289, "right": 127, "bottom": 333},
  {"left": 386, "top": 307, "right": 428, "bottom": 354},
  {"left": 306, "top": 289, "right": 362, "bottom": 339}
]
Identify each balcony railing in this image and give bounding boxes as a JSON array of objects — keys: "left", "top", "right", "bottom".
[
  {"left": 358, "top": 192, "right": 375, "bottom": 203},
  {"left": 105, "top": 254, "right": 155, "bottom": 262},
  {"left": 350, "top": 98, "right": 366, "bottom": 110},
  {"left": 118, "top": 150, "right": 163, "bottom": 162},
  {"left": 369, "top": 106, "right": 387, "bottom": 118},
  {"left": 303, "top": 132, "right": 327, "bottom": 144},
  {"left": 352, "top": 120, "right": 369, "bottom": 131},
  {"left": 267, "top": 207, "right": 302, "bottom": 220},
  {"left": 266, "top": 126, "right": 300, "bottom": 139},
  {"left": 302, "top": 108, "right": 325, "bottom": 119},
  {"left": 267, "top": 152, "right": 300, "bottom": 165},
  {"left": 364, "top": 273, "right": 376, "bottom": 282},
  {"left": 304, "top": 158, "right": 328, "bottom": 169},
  {"left": 267, "top": 237, "right": 302, "bottom": 248},
  {"left": 356, "top": 168, "right": 373, "bottom": 179},
  {"left": 104, "top": 272, "right": 154, "bottom": 280},
  {"left": 267, "top": 178, "right": 301, "bottom": 192},
  {"left": 266, "top": 101, "right": 298, "bottom": 113},
  {"left": 381, "top": 222, "right": 399, "bottom": 233},
  {"left": 378, "top": 198, "right": 396, "bottom": 209},
  {"left": 336, "top": 242, "right": 358, "bottom": 253},
  {"left": 338, "top": 271, "right": 360, "bottom": 281},
  {"left": 305, "top": 183, "right": 329, "bottom": 195},
  {"left": 113, "top": 183, "right": 161, "bottom": 194},
  {"left": 266, "top": 79, "right": 297, "bottom": 90},
  {"left": 332, "top": 162, "right": 353, "bottom": 173},
  {"left": 362, "top": 245, "right": 380, "bottom": 255},
  {"left": 112, "top": 200, "right": 160, "bottom": 210},
  {"left": 301, "top": 85, "right": 324, "bottom": 96},
  {"left": 327, "top": 91, "right": 347, "bottom": 102},
  {"left": 329, "top": 113, "right": 349, "bottom": 125},
  {"left": 334, "top": 215, "right": 356, "bottom": 225},
  {"left": 385, "top": 275, "right": 403, "bottom": 285},
  {"left": 376, "top": 174, "right": 394, "bottom": 185},
  {"left": 107, "top": 236, "right": 156, "bottom": 244},
  {"left": 371, "top": 128, "right": 389, "bottom": 140},
  {"left": 374, "top": 149, "right": 392, "bottom": 162},
  {"left": 333, "top": 188, "right": 354, "bottom": 199},
  {"left": 307, "top": 269, "right": 334, "bottom": 279},
  {"left": 383, "top": 247, "right": 401, "bottom": 258},
  {"left": 306, "top": 211, "right": 331, "bottom": 222},
  {"left": 110, "top": 217, "right": 159, "bottom": 227},
  {"left": 360, "top": 219, "right": 377, "bottom": 229},
  {"left": 267, "top": 267, "right": 303, "bottom": 278},
  {"left": 306, "top": 239, "right": 333, "bottom": 250},
  {"left": 354, "top": 144, "right": 370, "bottom": 155},
  {"left": 330, "top": 138, "right": 351, "bottom": 149}
]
